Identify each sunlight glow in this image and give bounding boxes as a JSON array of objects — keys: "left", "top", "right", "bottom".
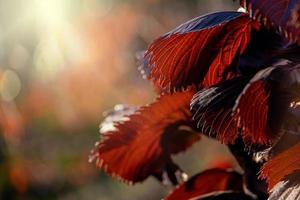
[
  {"left": 31, "top": 0, "right": 86, "bottom": 81},
  {"left": 33, "top": 0, "right": 69, "bottom": 31}
]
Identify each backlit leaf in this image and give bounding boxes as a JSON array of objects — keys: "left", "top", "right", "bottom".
[
  {"left": 164, "top": 168, "right": 243, "bottom": 200},
  {"left": 90, "top": 88, "right": 200, "bottom": 184},
  {"left": 142, "top": 11, "right": 257, "bottom": 92},
  {"left": 260, "top": 142, "right": 300, "bottom": 190},
  {"left": 241, "top": 0, "right": 300, "bottom": 43}
]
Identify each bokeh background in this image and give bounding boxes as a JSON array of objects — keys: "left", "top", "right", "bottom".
[{"left": 0, "top": 1, "right": 240, "bottom": 199}]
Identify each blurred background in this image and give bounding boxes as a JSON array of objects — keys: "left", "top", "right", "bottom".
[{"left": 0, "top": 0, "right": 240, "bottom": 199}]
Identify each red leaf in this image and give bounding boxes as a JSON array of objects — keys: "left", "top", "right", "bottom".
[
  {"left": 191, "top": 63, "right": 300, "bottom": 145},
  {"left": 241, "top": 0, "right": 300, "bottom": 43},
  {"left": 191, "top": 76, "right": 250, "bottom": 144},
  {"left": 142, "top": 11, "right": 257, "bottom": 92},
  {"left": 267, "top": 172, "right": 300, "bottom": 200},
  {"left": 233, "top": 80, "right": 270, "bottom": 144},
  {"left": 233, "top": 63, "right": 300, "bottom": 144},
  {"left": 193, "top": 106, "right": 239, "bottom": 144},
  {"left": 90, "top": 88, "right": 201, "bottom": 184},
  {"left": 164, "top": 168, "right": 243, "bottom": 200},
  {"left": 232, "top": 67, "right": 279, "bottom": 145},
  {"left": 260, "top": 141, "right": 300, "bottom": 190}
]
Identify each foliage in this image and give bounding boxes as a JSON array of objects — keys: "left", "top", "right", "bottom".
[{"left": 91, "top": 1, "right": 300, "bottom": 199}]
